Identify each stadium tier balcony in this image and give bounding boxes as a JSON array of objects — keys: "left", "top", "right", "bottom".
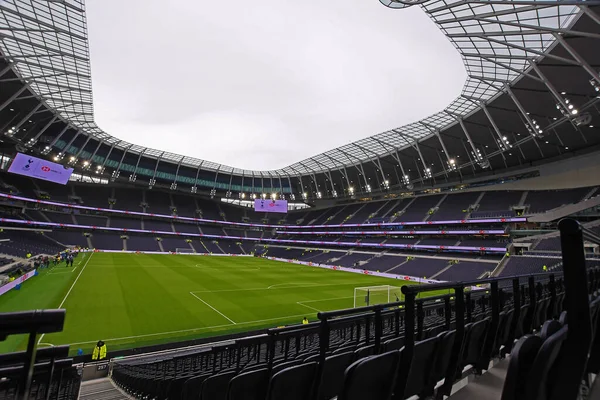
[
  {"left": 0, "top": 230, "right": 63, "bottom": 257},
  {"left": 143, "top": 219, "right": 174, "bottom": 232},
  {"left": 534, "top": 237, "right": 562, "bottom": 251},
  {"left": 171, "top": 194, "right": 198, "bottom": 217},
  {"left": 47, "top": 230, "right": 89, "bottom": 248},
  {"left": 434, "top": 261, "right": 493, "bottom": 281},
  {"left": 305, "top": 250, "right": 345, "bottom": 264},
  {"left": 200, "top": 240, "right": 224, "bottom": 254},
  {"left": 476, "top": 190, "right": 522, "bottom": 214},
  {"left": 385, "top": 237, "right": 418, "bottom": 245},
  {"left": 32, "top": 179, "right": 73, "bottom": 203},
  {"left": 526, "top": 187, "right": 592, "bottom": 213},
  {"left": 326, "top": 204, "right": 365, "bottom": 225},
  {"left": 498, "top": 256, "right": 562, "bottom": 276},
  {"left": 469, "top": 210, "right": 515, "bottom": 219},
  {"left": 402, "top": 195, "right": 443, "bottom": 221},
  {"left": 429, "top": 192, "right": 480, "bottom": 221},
  {"left": 172, "top": 222, "right": 202, "bottom": 234},
  {"left": 460, "top": 238, "right": 507, "bottom": 248},
  {"left": 362, "top": 255, "right": 405, "bottom": 272},
  {"left": 90, "top": 232, "right": 123, "bottom": 250},
  {"left": 360, "top": 237, "right": 387, "bottom": 244},
  {"left": 393, "top": 257, "right": 449, "bottom": 278},
  {"left": 417, "top": 238, "right": 459, "bottom": 246},
  {"left": 114, "top": 188, "right": 144, "bottom": 211},
  {"left": 110, "top": 216, "right": 141, "bottom": 230},
  {"left": 335, "top": 252, "right": 373, "bottom": 268},
  {"left": 126, "top": 235, "right": 161, "bottom": 252},
  {"left": 160, "top": 237, "right": 192, "bottom": 252},
  {"left": 196, "top": 198, "right": 222, "bottom": 220},
  {"left": 145, "top": 189, "right": 174, "bottom": 214},
  {"left": 73, "top": 185, "right": 112, "bottom": 208},
  {"left": 245, "top": 230, "right": 262, "bottom": 238},
  {"left": 73, "top": 213, "right": 108, "bottom": 227},
  {"left": 41, "top": 211, "right": 73, "bottom": 224},
  {"left": 201, "top": 225, "right": 226, "bottom": 236}
]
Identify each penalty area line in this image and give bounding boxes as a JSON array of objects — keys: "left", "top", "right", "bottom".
[
  {"left": 189, "top": 292, "right": 236, "bottom": 325},
  {"left": 38, "top": 252, "right": 95, "bottom": 344}
]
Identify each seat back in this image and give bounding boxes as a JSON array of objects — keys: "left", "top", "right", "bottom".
[
  {"left": 338, "top": 350, "right": 400, "bottom": 400},
  {"left": 315, "top": 351, "right": 355, "bottom": 400},
  {"left": 227, "top": 368, "right": 269, "bottom": 400},
  {"left": 501, "top": 335, "right": 543, "bottom": 400},
  {"left": 271, "top": 359, "right": 302, "bottom": 375},
  {"left": 462, "top": 318, "right": 490, "bottom": 369},
  {"left": 353, "top": 344, "right": 375, "bottom": 361},
  {"left": 402, "top": 336, "right": 439, "bottom": 399},
  {"left": 429, "top": 330, "right": 456, "bottom": 388},
  {"left": 383, "top": 337, "right": 404, "bottom": 352},
  {"left": 266, "top": 362, "right": 318, "bottom": 400},
  {"left": 200, "top": 371, "right": 236, "bottom": 400},
  {"left": 183, "top": 374, "right": 211, "bottom": 400},
  {"left": 525, "top": 325, "right": 568, "bottom": 400}
]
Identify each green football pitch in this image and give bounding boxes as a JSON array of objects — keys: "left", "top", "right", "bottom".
[{"left": 0, "top": 252, "right": 445, "bottom": 355}]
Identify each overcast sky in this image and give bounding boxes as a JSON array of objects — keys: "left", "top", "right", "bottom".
[{"left": 85, "top": 0, "right": 466, "bottom": 171}]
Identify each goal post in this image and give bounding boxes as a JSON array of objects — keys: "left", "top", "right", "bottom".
[
  {"left": 353, "top": 285, "right": 403, "bottom": 308},
  {"left": 175, "top": 248, "right": 195, "bottom": 254}
]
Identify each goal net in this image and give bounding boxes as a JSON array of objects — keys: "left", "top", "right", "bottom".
[
  {"left": 353, "top": 285, "right": 403, "bottom": 308},
  {"left": 175, "top": 248, "right": 195, "bottom": 254}
]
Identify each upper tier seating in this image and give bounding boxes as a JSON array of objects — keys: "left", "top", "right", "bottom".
[
  {"left": 114, "top": 188, "right": 143, "bottom": 211},
  {"left": 402, "top": 195, "right": 442, "bottom": 221},
  {"left": 393, "top": 258, "right": 449, "bottom": 278},
  {"left": 434, "top": 261, "right": 493, "bottom": 281},
  {"left": 0, "top": 230, "right": 63, "bottom": 257},
  {"left": 526, "top": 187, "right": 591, "bottom": 213},
  {"left": 430, "top": 192, "right": 480, "bottom": 221}
]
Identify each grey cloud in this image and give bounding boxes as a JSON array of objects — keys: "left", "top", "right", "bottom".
[{"left": 86, "top": 0, "right": 466, "bottom": 170}]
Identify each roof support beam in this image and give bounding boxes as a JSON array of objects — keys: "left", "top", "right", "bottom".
[
  {"left": 132, "top": 149, "right": 147, "bottom": 178},
  {"left": 0, "top": 85, "right": 28, "bottom": 113},
  {"left": 552, "top": 33, "right": 600, "bottom": 85}
]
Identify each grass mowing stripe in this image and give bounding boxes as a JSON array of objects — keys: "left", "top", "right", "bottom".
[
  {"left": 66, "top": 313, "right": 311, "bottom": 345},
  {"left": 58, "top": 252, "right": 93, "bottom": 308},
  {"left": 189, "top": 292, "right": 237, "bottom": 324},
  {"left": 38, "top": 252, "right": 93, "bottom": 344}
]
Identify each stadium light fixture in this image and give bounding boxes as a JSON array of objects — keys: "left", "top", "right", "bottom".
[
  {"left": 210, "top": 188, "right": 216, "bottom": 198},
  {"left": 261, "top": 193, "right": 267, "bottom": 199},
  {"left": 366, "top": 184, "right": 371, "bottom": 193},
  {"left": 82, "top": 160, "right": 89, "bottom": 167},
  {"left": 317, "top": 192, "right": 322, "bottom": 199},
  {"left": 591, "top": 78, "right": 600, "bottom": 92},
  {"left": 402, "top": 175, "right": 410, "bottom": 185},
  {"left": 149, "top": 178, "right": 156, "bottom": 189},
  {"left": 302, "top": 192, "right": 307, "bottom": 199},
  {"left": 271, "top": 193, "right": 277, "bottom": 200},
  {"left": 171, "top": 182, "right": 178, "bottom": 190},
  {"left": 447, "top": 159, "right": 457, "bottom": 171},
  {"left": 290, "top": 194, "right": 295, "bottom": 201},
  {"left": 423, "top": 168, "right": 432, "bottom": 179},
  {"left": 252, "top": 193, "right": 257, "bottom": 199},
  {"left": 348, "top": 186, "right": 354, "bottom": 194},
  {"left": 191, "top": 186, "right": 197, "bottom": 193},
  {"left": 53, "top": 156, "right": 59, "bottom": 161},
  {"left": 239, "top": 192, "right": 246, "bottom": 199},
  {"left": 556, "top": 98, "right": 578, "bottom": 117},
  {"left": 129, "top": 174, "right": 137, "bottom": 182},
  {"left": 332, "top": 190, "right": 338, "bottom": 197}
]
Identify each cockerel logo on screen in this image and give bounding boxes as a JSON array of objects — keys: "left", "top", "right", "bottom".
[{"left": 22, "top": 159, "right": 34, "bottom": 171}]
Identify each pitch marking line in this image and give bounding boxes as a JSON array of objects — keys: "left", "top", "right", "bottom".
[
  {"left": 65, "top": 313, "right": 312, "bottom": 346},
  {"left": 189, "top": 292, "right": 236, "bottom": 325},
  {"left": 38, "top": 252, "right": 95, "bottom": 344},
  {"left": 296, "top": 296, "right": 355, "bottom": 313},
  {"left": 192, "top": 282, "right": 374, "bottom": 294}
]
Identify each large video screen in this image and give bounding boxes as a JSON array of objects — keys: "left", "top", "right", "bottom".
[
  {"left": 8, "top": 153, "right": 73, "bottom": 185},
  {"left": 254, "top": 199, "right": 288, "bottom": 214}
]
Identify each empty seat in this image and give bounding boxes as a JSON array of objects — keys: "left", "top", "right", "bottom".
[
  {"left": 200, "top": 371, "right": 236, "bottom": 400},
  {"left": 266, "top": 362, "right": 318, "bottom": 400},
  {"left": 338, "top": 351, "right": 400, "bottom": 400},
  {"left": 353, "top": 344, "right": 375, "bottom": 360},
  {"left": 228, "top": 368, "right": 270, "bottom": 400},
  {"left": 399, "top": 336, "right": 439, "bottom": 399},
  {"left": 315, "top": 351, "right": 355, "bottom": 400},
  {"left": 502, "top": 335, "right": 544, "bottom": 400}
]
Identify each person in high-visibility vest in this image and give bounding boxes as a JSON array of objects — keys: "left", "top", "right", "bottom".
[
  {"left": 302, "top": 317, "right": 309, "bottom": 325},
  {"left": 543, "top": 265, "right": 548, "bottom": 272},
  {"left": 92, "top": 340, "right": 107, "bottom": 360}
]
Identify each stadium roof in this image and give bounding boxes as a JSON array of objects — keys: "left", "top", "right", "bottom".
[{"left": 1, "top": 0, "right": 599, "bottom": 195}]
